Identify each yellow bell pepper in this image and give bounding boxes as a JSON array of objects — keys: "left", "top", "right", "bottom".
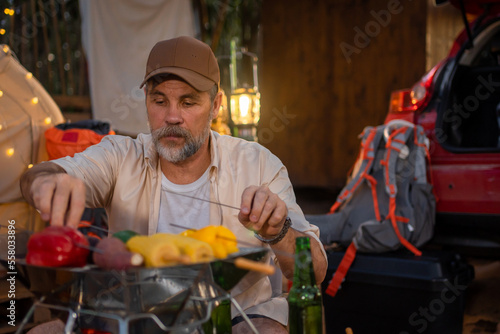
[
  {"left": 189, "top": 226, "right": 239, "bottom": 259},
  {"left": 179, "top": 229, "right": 195, "bottom": 237}
]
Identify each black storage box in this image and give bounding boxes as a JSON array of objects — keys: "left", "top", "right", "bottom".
[{"left": 321, "top": 250, "right": 474, "bottom": 334}]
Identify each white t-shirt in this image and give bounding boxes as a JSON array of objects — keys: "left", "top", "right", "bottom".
[{"left": 157, "top": 167, "right": 211, "bottom": 233}]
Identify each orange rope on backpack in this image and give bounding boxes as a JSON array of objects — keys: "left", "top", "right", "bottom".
[
  {"left": 329, "top": 128, "right": 378, "bottom": 214},
  {"left": 384, "top": 126, "right": 422, "bottom": 256}
]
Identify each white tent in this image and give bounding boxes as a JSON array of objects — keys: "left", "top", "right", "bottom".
[{"left": 0, "top": 45, "right": 65, "bottom": 232}]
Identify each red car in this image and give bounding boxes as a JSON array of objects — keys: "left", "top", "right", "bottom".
[{"left": 384, "top": 0, "right": 500, "bottom": 250}]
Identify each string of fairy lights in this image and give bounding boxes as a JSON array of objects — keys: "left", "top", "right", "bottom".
[
  {"left": 1, "top": 2, "right": 64, "bottom": 230},
  {"left": 1, "top": 1, "right": 83, "bottom": 97},
  {"left": 1, "top": 1, "right": 68, "bottom": 168},
  {"left": 0, "top": 3, "right": 14, "bottom": 38},
  {"left": 1, "top": 44, "right": 57, "bottom": 169}
]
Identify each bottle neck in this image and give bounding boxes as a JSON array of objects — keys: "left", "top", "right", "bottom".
[{"left": 292, "top": 237, "right": 316, "bottom": 287}]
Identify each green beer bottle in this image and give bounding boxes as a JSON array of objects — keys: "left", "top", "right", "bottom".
[
  {"left": 202, "top": 299, "right": 232, "bottom": 333},
  {"left": 288, "top": 236, "right": 323, "bottom": 334}
]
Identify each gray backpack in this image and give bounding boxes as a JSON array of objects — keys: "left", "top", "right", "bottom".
[{"left": 307, "top": 120, "right": 436, "bottom": 296}]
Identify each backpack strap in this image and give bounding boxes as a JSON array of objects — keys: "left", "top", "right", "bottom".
[
  {"left": 382, "top": 125, "right": 414, "bottom": 195},
  {"left": 325, "top": 242, "right": 357, "bottom": 297},
  {"left": 381, "top": 122, "right": 422, "bottom": 256},
  {"left": 363, "top": 173, "right": 382, "bottom": 222},
  {"left": 412, "top": 126, "right": 429, "bottom": 184},
  {"left": 413, "top": 125, "right": 439, "bottom": 201},
  {"left": 329, "top": 126, "right": 383, "bottom": 215}
]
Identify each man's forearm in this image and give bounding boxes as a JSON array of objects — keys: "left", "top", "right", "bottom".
[
  {"left": 272, "top": 227, "right": 328, "bottom": 285},
  {"left": 20, "top": 162, "right": 66, "bottom": 206}
]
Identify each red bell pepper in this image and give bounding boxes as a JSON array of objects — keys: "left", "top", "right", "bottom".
[
  {"left": 45, "top": 226, "right": 90, "bottom": 266},
  {"left": 26, "top": 226, "right": 90, "bottom": 267}
]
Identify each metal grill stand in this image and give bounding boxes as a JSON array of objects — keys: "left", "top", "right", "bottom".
[{"left": 8, "top": 252, "right": 266, "bottom": 334}]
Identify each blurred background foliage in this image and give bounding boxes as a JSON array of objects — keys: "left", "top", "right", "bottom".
[
  {"left": 1, "top": 0, "right": 86, "bottom": 98},
  {"left": 196, "top": 0, "right": 262, "bottom": 94},
  {"left": 0, "top": 0, "right": 262, "bottom": 111}
]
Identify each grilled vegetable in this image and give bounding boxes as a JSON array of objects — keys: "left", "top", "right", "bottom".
[
  {"left": 93, "top": 237, "right": 143, "bottom": 270},
  {"left": 45, "top": 226, "right": 90, "bottom": 266},
  {"left": 189, "top": 226, "right": 239, "bottom": 259},
  {"left": 112, "top": 230, "right": 139, "bottom": 243},
  {"left": 179, "top": 229, "right": 195, "bottom": 237},
  {"left": 26, "top": 232, "right": 74, "bottom": 267},
  {"left": 26, "top": 226, "right": 89, "bottom": 267},
  {"left": 152, "top": 233, "right": 214, "bottom": 263},
  {"left": 126, "top": 235, "right": 181, "bottom": 267},
  {"left": 86, "top": 236, "right": 101, "bottom": 264}
]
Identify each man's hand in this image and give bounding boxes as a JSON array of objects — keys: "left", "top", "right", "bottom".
[
  {"left": 31, "top": 174, "right": 86, "bottom": 227},
  {"left": 20, "top": 162, "right": 86, "bottom": 228},
  {"left": 238, "top": 185, "right": 328, "bottom": 284},
  {"left": 238, "top": 185, "right": 288, "bottom": 238}
]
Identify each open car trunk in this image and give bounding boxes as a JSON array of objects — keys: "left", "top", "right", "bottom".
[{"left": 437, "top": 18, "right": 500, "bottom": 152}]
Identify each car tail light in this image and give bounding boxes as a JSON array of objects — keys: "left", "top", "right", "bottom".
[
  {"left": 388, "top": 61, "right": 443, "bottom": 115},
  {"left": 388, "top": 89, "right": 417, "bottom": 114}
]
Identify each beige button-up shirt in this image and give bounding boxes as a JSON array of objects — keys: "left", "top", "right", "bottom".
[{"left": 53, "top": 131, "right": 325, "bottom": 325}]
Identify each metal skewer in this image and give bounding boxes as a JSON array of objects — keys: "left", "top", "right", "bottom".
[
  {"left": 78, "top": 222, "right": 109, "bottom": 234},
  {"left": 164, "top": 189, "right": 242, "bottom": 211},
  {"left": 75, "top": 243, "right": 103, "bottom": 254}
]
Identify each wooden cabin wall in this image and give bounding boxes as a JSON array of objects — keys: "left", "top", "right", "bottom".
[
  {"left": 259, "top": 0, "right": 428, "bottom": 190},
  {"left": 426, "top": 0, "right": 463, "bottom": 71}
]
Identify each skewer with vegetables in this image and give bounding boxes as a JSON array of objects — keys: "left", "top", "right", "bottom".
[{"left": 24, "top": 223, "right": 275, "bottom": 276}]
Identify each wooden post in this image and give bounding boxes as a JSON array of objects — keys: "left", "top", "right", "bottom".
[
  {"left": 31, "top": 0, "right": 39, "bottom": 79},
  {"left": 61, "top": 0, "right": 75, "bottom": 95},
  {"left": 78, "top": 45, "right": 87, "bottom": 97},
  {"left": 21, "top": 3, "right": 28, "bottom": 67},
  {"left": 9, "top": 5, "right": 15, "bottom": 48},
  {"left": 38, "top": 0, "right": 53, "bottom": 92},
  {"left": 210, "top": 0, "right": 230, "bottom": 53},
  {"left": 49, "top": 0, "right": 66, "bottom": 95}
]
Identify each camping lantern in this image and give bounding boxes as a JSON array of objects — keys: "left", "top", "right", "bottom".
[
  {"left": 227, "top": 40, "right": 261, "bottom": 141},
  {"left": 230, "top": 88, "right": 260, "bottom": 124}
]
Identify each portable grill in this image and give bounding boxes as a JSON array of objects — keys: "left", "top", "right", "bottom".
[{"left": 1, "top": 232, "right": 268, "bottom": 334}]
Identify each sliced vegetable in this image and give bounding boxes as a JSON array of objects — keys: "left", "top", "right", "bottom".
[
  {"left": 126, "top": 235, "right": 181, "bottom": 267},
  {"left": 112, "top": 230, "right": 139, "bottom": 243},
  {"left": 214, "top": 226, "right": 239, "bottom": 254},
  {"left": 45, "top": 226, "right": 90, "bottom": 266},
  {"left": 26, "top": 226, "right": 90, "bottom": 267},
  {"left": 178, "top": 229, "right": 195, "bottom": 237},
  {"left": 152, "top": 233, "right": 214, "bottom": 263},
  {"left": 189, "top": 225, "right": 218, "bottom": 244},
  {"left": 189, "top": 226, "right": 239, "bottom": 259},
  {"left": 86, "top": 236, "right": 101, "bottom": 264},
  {"left": 26, "top": 232, "right": 74, "bottom": 267},
  {"left": 93, "top": 237, "right": 143, "bottom": 270}
]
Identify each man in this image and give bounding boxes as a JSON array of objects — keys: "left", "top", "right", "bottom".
[{"left": 21, "top": 36, "right": 327, "bottom": 333}]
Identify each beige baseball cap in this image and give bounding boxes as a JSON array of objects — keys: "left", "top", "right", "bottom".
[{"left": 140, "top": 36, "right": 220, "bottom": 91}]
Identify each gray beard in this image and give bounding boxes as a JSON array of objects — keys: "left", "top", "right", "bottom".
[{"left": 151, "top": 123, "right": 211, "bottom": 163}]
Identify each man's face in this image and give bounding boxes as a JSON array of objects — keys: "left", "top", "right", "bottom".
[{"left": 146, "top": 79, "right": 218, "bottom": 163}]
